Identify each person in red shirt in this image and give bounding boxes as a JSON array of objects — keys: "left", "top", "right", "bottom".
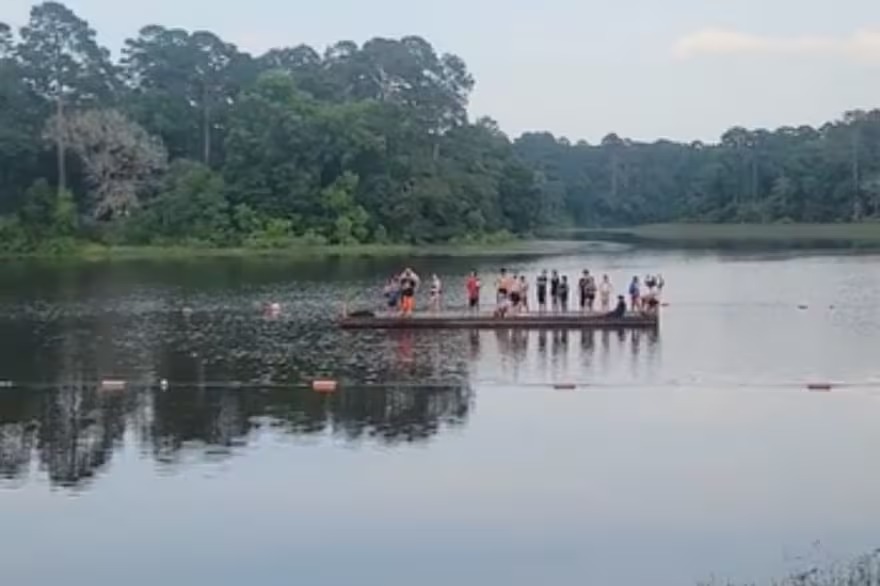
[{"left": 466, "top": 270, "right": 481, "bottom": 312}]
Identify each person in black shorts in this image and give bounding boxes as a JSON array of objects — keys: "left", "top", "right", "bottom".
[
  {"left": 585, "top": 271, "right": 597, "bottom": 312},
  {"left": 536, "top": 270, "right": 548, "bottom": 312},
  {"left": 578, "top": 270, "right": 589, "bottom": 311},
  {"left": 496, "top": 268, "right": 509, "bottom": 305},
  {"left": 558, "top": 275, "right": 570, "bottom": 312},
  {"left": 550, "top": 270, "right": 560, "bottom": 312},
  {"left": 466, "top": 271, "right": 480, "bottom": 311},
  {"left": 508, "top": 272, "right": 522, "bottom": 312}
]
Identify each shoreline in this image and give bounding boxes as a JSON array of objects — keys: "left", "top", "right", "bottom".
[
  {"left": 555, "top": 222, "right": 880, "bottom": 248},
  {"left": 0, "top": 239, "right": 588, "bottom": 262}
]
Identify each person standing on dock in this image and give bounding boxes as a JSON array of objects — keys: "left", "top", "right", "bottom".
[
  {"left": 578, "top": 271, "right": 589, "bottom": 312},
  {"left": 536, "top": 270, "right": 548, "bottom": 312},
  {"left": 645, "top": 274, "right": 658, "bottom": 296},
  {"left": 429, "top": 274, "right": 442, "bottom": 312},
  {"left": 519, "top": 275, "right": 530, "bottom": 313},
  {"left": 496, "top": 268, "right": 510, "bottom": 305},
  {"left": 585, "top": 272, "right": 597, "bottom": 312},
  {"left": 466, "top": 271, "right": 481, "bottom": 312},
  {"left": 599, "top": 274, "right": 613, "bottom": 311},
  {"left": 558, "top": 275, "right": 570, "bottom": 312},
  {"left": 399, "top": 268, "right": 420, "bottom": 316},
  {"left": 384, "top": 276, "right": 401, "bottom": 311},
  {"left": 509, "top": 274, "right": 523, "bottom": 313},
  {"left": 550, "top": 270, "right": 561, "bottom": 312},
  {"left": 629, "top": 276, "right": 641, "bottom": 311}
]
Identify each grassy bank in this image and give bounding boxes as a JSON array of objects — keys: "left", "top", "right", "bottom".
[
  {"left": 561, "top": 223, "right": 880, "bottom": 248},
  {"left": 703, "top": 549, "right": 880, "bottom": 586},
  {"left": 0, "top": 239, "right": 587, "bottom": 262}
]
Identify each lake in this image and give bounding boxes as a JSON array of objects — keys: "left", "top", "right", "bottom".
[{"left": 1, "top": 245, "right": 879, "bottom": 586}]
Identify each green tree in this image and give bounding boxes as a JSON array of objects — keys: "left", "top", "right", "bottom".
[
  {"left": 0, "top": 23, "right": 47, "bottom": 213},
  {"left": 121, "top": 26, "right": 253, "bottom": 166},
  {"left": 18, "top": 178, "right": 78, "bottom": 243},
  {"left": 16, "top": 2, "right": 117, "bottom": 195},
  {"left": 132, "top": 160, "right": 230, "bottom": 244}
]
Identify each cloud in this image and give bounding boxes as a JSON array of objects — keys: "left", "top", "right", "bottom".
[{"left": 674, "top": 28, "right": 880, "bottom": 63}]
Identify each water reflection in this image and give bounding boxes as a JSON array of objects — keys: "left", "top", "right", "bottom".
[
  {"left": 0, "top": 383, "right": 473, "bottom": 488},
  {"left": 0, "top": 326, "right": 655, "bottom": 489},
  {"left": 479, "top": 327, "right": 660, "bottom": 384},
  {"left": 0, "top": 258, "right": 663, "bottom": 489}
]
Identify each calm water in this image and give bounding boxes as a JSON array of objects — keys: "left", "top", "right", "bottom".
[{"left": 1, "top": 247, "right": 879, "bottom": 586}]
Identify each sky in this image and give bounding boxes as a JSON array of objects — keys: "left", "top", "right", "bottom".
[{"left": 2, "top": 0, "right": 880, "bottom": 143}]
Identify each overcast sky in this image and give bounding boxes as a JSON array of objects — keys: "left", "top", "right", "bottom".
[{"left": 3, "top": 0, "right": 880, "bottom": 143}]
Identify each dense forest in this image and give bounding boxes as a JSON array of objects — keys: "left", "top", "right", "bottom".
[{"left": 1, "top": 2, "right": 880, "bottom": 253}]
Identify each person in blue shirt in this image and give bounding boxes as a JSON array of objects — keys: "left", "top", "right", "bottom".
[
  {"left": 384, "top": 276, "right": 401, "bottom": 310},
  {"left": 629, "top": 276, "right": 641, "bottom": 311}
]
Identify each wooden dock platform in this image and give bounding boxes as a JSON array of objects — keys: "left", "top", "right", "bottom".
[{"left": 339, "top": 311, "right": 659, "bottom": 330}]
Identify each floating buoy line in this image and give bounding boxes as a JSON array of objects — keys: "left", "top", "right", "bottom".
[{"left": 0, "top": 378, "right": 878, "bottom": 394}]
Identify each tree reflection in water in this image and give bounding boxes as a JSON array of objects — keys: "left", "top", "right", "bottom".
[{"left": 0, "top": 383, "right": 473, "bottom": 488}]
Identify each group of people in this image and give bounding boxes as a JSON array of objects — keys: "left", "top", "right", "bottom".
[
  {"left": 493, "top": 269, "right": 664, "bottom": 317},
  {"left": 383, "top": 267, "right": 664, "bottom": 317},
  {"left": 383, "top": 268, "right": 442, "bottom": 316}
]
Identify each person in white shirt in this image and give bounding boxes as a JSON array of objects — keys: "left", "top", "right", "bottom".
[
  {"left": 599, "top": 274, "right": 613, "bottom": 312},
  {"left": 429, "top": 274, "right": 442, "bottom": 312}
]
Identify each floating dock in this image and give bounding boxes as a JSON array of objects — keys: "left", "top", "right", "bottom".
[{"left": 339, "top": 311, "right": 659, "bottom": 330}]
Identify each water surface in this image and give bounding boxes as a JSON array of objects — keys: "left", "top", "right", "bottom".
[{"left": 1, "top": 247, "right": 878, "bottom": 586}]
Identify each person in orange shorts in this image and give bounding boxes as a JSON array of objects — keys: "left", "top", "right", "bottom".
[{"left": 398, "top": 268, "right": 420, "bottom": 316}]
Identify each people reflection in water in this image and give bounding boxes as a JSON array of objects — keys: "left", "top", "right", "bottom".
[
  {"left": 468, "top": 329, "right": 481, "bottom": 360},
  {"left": 395, "top": 330, "right": 414, "bottom": 365}
]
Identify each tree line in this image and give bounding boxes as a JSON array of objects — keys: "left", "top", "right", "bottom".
[{"left": 1, "top": 2, "right": 879, "bottom": 253}]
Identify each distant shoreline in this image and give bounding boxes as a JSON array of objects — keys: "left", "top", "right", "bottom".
[
  {"left": 0, "top": 240, "right": 590, "bottom": 261},
  {"left": 553, "top": 223, "right": 880, "bottom": 249},
  {"left": 6, "top": 223, "right": 880, "bottom": 260}
]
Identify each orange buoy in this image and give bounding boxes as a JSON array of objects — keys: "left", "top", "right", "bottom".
[{"left": 312, "top": 379, "right": 338, "bottom": 393}]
